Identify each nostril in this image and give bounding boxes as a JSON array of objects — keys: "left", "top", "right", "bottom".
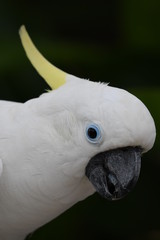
[
  {"left": 106, "top": 173, "right": 117, "bottom": 195},
  {"left": 107, "top": 179, "right": 115, "bottom": 195}
]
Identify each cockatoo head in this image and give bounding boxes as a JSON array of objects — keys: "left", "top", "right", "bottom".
[{"left": 19, "top": 26, "right": 156, "bottom": 201}]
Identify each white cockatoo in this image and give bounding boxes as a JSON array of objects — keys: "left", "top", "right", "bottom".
[{"left": 0, "top": 26, "right": 156, "bottom": 240}]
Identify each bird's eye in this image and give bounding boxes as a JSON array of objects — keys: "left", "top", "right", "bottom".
[{"left": 85, "top": 123, "right": 102, "bottom": 144}]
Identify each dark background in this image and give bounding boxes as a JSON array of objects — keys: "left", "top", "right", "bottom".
[{"left": 0, "top": 1, "right": 159, "bottom": 240}]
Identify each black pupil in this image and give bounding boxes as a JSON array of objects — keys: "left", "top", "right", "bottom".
[{"left": 88, "top": 128, "right": 97, "bottom": 139}]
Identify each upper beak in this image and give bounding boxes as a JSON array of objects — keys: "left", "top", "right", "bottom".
[{"left": 85, "top": 147, "right": 142, "bottom": 200}]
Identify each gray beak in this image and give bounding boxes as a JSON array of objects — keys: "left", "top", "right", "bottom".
[{"left": 85, "top": 147, "right": 142, "bottom": 200}]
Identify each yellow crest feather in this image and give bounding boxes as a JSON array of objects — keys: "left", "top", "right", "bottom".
[{"left": 19, "top": 25, "right": 66, "bottom": 90}]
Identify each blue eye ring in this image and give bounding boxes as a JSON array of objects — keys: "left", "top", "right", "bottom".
[{"left": 85, "top": 123, "right": 102, "bottom": 144}]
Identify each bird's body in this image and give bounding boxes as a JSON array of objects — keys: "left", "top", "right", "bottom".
[
  {"left": 0, "top": 27, "right": 156, "bottom": 240},
  {"left": 0, "top": 87, "right": 94, "bottom": 240}
]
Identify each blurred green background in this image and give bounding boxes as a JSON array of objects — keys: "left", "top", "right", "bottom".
[{"left": 0, "top": 0, "right": 159, "bottom": 240}]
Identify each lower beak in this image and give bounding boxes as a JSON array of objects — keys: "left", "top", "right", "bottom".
[{"left": 85, "top": 147, "right": 142, "bottom": 200}]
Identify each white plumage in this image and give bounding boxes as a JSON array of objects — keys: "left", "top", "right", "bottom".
[{"left": 0, "top": 27, "right": 156, "bottom": 240}]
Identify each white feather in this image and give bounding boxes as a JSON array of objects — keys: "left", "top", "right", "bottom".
[{"left": 0, "top": 75, "right": 155, "bottom": 240}]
